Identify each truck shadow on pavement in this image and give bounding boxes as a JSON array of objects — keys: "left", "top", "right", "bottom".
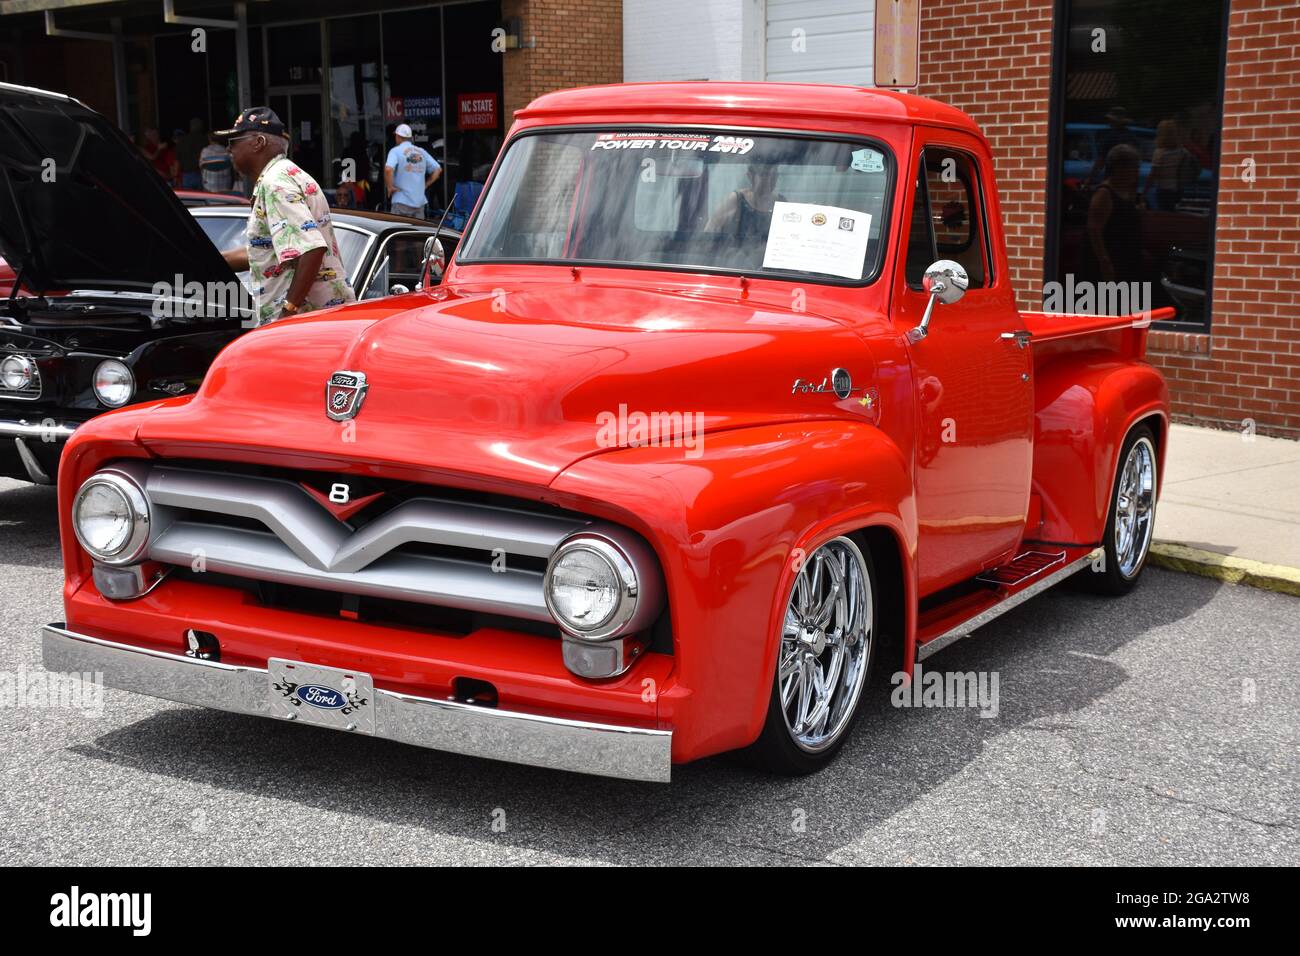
[
  {"left": 0, "top": 480, "right": 61, "bottom": 570},
  {"left": 64, "top": 569, "right": 1227, "bottom": 865}
]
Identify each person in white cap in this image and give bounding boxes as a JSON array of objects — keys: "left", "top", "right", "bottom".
[{"left": 384, "top": 122, "right": 441, "bottom": 218}]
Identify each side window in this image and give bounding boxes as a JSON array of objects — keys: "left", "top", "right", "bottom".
[
  {"left": 363, "top": 232, "right": 432, "bottom": 299},
  {"left": 904, "top": 148, "right": 991, "bottom": 290},
  {"left": 904, "top": 171, "right": 935, "bottom": 289}
]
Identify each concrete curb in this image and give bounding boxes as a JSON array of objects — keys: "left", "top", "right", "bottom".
[{"left": 1150, "top": 542, "right": 1300, "bottom": 598}]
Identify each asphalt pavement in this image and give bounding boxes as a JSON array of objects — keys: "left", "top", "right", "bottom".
[{"left": 2, "top": 477, "right": 1297, "bottom": 866}]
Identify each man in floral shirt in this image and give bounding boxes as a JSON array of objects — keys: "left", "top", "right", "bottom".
[{"left": 215, "top": 107, "right": 355, "bottom": 326}]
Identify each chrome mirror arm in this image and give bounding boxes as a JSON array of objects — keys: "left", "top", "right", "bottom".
[
  {"left": 906, "top": 260, "right": 969, "bottom": 345},
  {"left": 907, "top": 286, "right": 945, "bottom": 344}
]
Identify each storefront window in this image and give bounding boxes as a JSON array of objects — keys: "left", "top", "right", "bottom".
[
  {"left": 1049, "top": 0, "right": 1225, "bottom": 328},
  {"left": 381, "top": 7, "right": 446, "bottom": 213},
  {"left": 442, "top": 1, "right": 506, "bottom": 226},
  {"left": 229, "top": 3, "right": 503, "bottom": 216},
  {"left": 265, "top": 22, "right": 321, "bottom": 88},
  {"left": 266, "top": 23, "right": 325, "bottom": 183},
  {"left": 153, "top": 28, "right": 264, "bottom": 154},
  {"left": 328, "top": 14, "right": 384, "bottom": 209}
]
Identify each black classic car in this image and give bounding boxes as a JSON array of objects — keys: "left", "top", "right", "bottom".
[
  {"left": 0, "top": 81, "right": 455, "bottom": 485},
  {"left": 190, "top": 206, "right": 458, "bottom": 302}
]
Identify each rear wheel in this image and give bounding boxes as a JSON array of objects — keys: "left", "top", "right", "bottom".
[
  {"left": 745, "top": 535, "right": 877, "bottom": 774},
  {"left": 1083, "top": 424, "right": 1158, "bottom": 595}
]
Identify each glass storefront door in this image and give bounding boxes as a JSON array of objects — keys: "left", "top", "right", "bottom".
[
  {"left": 269, "top": 87, "right": 325, "bottom": 184},
  {"left": 381, "top": 7, "right": 447, "bottom": 213},
  {"left": 327, "top": 14, "right": 385, "bottom": 210},
  {"left": 265, "top": 22, "right": 326, "bottom": 184}
]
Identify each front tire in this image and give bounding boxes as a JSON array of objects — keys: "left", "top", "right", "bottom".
[
  {"left": 1083, "top": 424, "right": 1158, "bottom": 595},
  {"left": 745, "top": 535, "right": 877, "bottom": 775}
]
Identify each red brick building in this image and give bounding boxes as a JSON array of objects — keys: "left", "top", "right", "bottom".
[
  {"left": 918, "top": 0, "right": 1300, "bottom": 437},
  {"left": 502, "top": 0, "right": 622, "bottom": 121}
]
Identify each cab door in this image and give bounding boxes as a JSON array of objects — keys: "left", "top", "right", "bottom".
[{"left": 895, "top": 130, "right": 1033, "bottom": 596}]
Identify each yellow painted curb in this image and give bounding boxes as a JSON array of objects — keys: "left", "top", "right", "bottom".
[{"left": 1150, "top": 542, "right": 1300, "bottom": 598}]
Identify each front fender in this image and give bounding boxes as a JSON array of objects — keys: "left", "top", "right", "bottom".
[
  {"left": 1033, "top": 353, "right": 1168, "bottom": 545},
  {"left": 56, "top": 397, "right": 190, "bottom": 589},
  {"left": 549, "top": 419, "right": 916, "bottom": 763}
]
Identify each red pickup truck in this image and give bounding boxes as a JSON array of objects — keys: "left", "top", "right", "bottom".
[{"left": 44, "top": 83, "right": 1168, "bottom": 783}]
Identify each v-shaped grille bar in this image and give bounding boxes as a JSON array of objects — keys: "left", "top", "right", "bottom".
[{"left": 139, "top": 465, "right": 591, "bottom": 621}]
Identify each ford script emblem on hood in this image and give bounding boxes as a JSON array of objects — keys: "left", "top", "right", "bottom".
[{"left": 326, "top": 370, "right": 368, "bottom": 421}]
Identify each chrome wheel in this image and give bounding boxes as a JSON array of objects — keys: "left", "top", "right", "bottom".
[
  {"left": 778, "top": 536, "right": 872, "bottom": 753},
  {"left": 1114, "top": 436, "right": 1157, "bottom": 579}
]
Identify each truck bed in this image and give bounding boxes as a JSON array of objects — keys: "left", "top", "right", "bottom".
[{"left": 1020, "top": 306, "right": 1176, "bottom": 343}]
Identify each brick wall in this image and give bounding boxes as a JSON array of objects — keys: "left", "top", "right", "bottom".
[
  {"left": 501, "top": 0, "right": 623, "bottom": 124},
  {"left": 916, "top": 0, "right": 1055, "bottom": 315},
  {"left": 918, "top": 0, "right": 1299, "bottom": 437},
  {"left": 1164, "top": 0, "right": 1300, "bottom": 436}
]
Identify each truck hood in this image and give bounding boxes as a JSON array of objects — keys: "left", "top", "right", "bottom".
[
  {"left": 136, "top": 282, "right": 877, "bottom": 489},
  {"left": 0, "top": 82, "right": 235, "bottom": 296}
]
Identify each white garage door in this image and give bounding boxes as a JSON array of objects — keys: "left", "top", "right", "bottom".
[{"left": 765, "top": 0, "right": 875, "bottom": 85}]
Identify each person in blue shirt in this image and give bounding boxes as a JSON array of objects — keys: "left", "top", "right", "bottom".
[{"left": 384, "top": 123, "right": 441, "bottom": 219}]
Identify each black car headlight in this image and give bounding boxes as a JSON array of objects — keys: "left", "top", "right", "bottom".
[
  {"left": 93, "top": 359, "right": 135, "bottom": 407},
  {"left": 0, "top": 354, "right": 35, "bottom": 391}
]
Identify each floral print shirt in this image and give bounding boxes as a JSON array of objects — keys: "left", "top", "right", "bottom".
[{"left": 247, "top": 156, "right": 355, "bottom": 325}]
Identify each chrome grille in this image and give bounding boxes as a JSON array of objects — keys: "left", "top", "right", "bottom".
[{"left": 140, "top": 464, "right": 592, "bottom": 622}]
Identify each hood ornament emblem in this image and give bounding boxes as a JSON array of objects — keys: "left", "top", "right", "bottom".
[{"left": 326, "top": 370, "right": 368, "bottom": 421}]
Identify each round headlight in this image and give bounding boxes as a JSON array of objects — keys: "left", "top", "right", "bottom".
[
  {"left": 0, "top": 354, "right": 34, "bottom": 390},
  {"left": 93, "top": 360, "right": 135, "bottom": 407},
  {"left": 72, "top": 472, "right": 150, "bottom": 564},
  {"left": 544, "top": 534, "right": 649, "bottom": 641}
]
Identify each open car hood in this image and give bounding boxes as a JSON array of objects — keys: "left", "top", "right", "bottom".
[{"left": 0, "top": 82, "right": 236, "bottom": 296}]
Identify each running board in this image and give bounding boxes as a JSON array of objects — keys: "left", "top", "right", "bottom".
[
  {"left": 975, "top": 549, "right": 1065, "bottom": 587},
  {"left": 915, "top": 547, "right": 1101, "bottom": 662}
]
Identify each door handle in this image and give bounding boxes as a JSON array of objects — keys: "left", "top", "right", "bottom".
[{"left": 1000, "top": 330, "right": 1032, "bottom": 349}]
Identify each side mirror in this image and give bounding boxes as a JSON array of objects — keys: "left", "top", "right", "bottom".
[
  {"left": 907, "top": 259, "right": 968, "bottom": 343},
  {"left": 419, "top": 235, "right": 447, "bottom": 289}
]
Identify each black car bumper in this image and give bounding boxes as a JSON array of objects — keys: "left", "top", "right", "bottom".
[{"left": 0, "top": 417, "right": 81, "bottom": 484}]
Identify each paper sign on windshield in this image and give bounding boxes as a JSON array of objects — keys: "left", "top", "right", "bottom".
[{"left": 762, "top": 202, "right": 872, "bottom": 280}]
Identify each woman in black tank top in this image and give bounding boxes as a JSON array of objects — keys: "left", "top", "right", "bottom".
[
  {"left": 707, "top": 164, "right": 784, "bottom": 239},
  {"left": 1082, "top": 143, "right": 1143, "bottom": 285}
]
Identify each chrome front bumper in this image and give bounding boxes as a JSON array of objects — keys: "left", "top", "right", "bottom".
[
  {"left": 0, "top": 419, "right": 79, "bottom": 483},
  {"left": 0, "top": 420, "right": 79, "bottom": 440},
  {"left": 41, "top": 624, "right": 673, "bottom": 783}
]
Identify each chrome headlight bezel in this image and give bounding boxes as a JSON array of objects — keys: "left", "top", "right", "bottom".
[
  {"left": 93, "top": 359, "right": 135, "bottom": 408},
  {"left": 72, "top": 471, "right": 151, "bottom": 565},
  {"left": 544, "top": 528, "right": 664, "bottom": 642},
  {"left": 0, "top": 353, "right": 35, "bottom": 391}
]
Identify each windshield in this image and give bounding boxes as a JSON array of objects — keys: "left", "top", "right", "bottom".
[{"left": 458, "top": 129, "right": 894, "bottom": 284}]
